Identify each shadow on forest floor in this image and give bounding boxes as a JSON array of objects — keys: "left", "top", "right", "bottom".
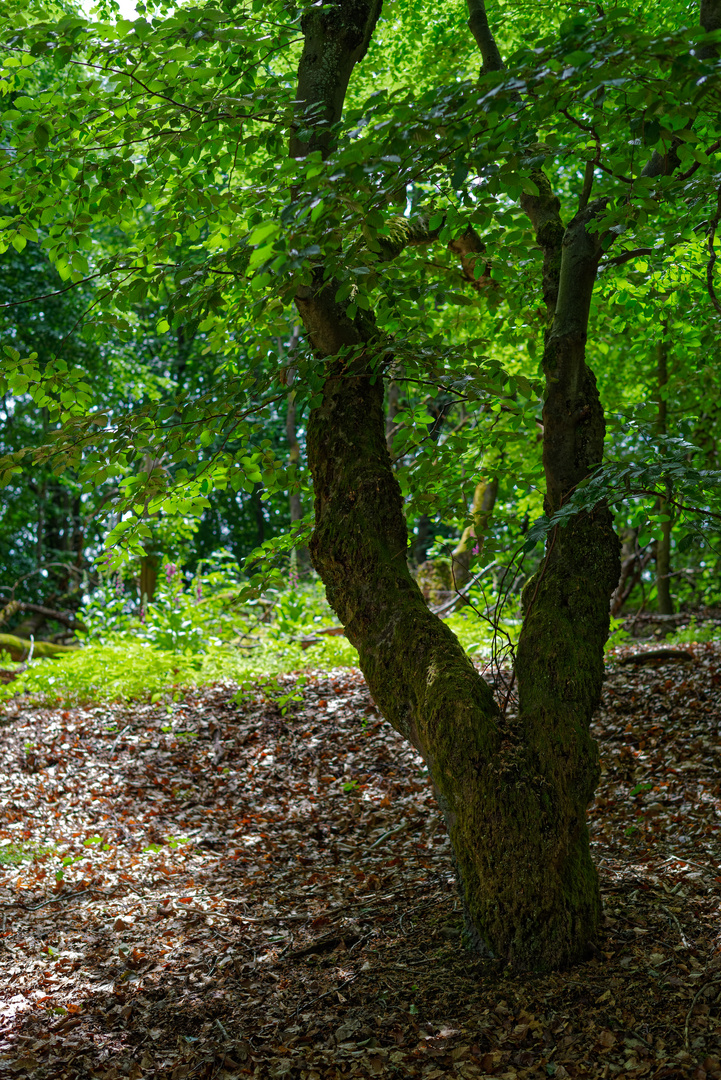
[{"left": 0, "top": 646, "right": 719, "bottom": 1079}]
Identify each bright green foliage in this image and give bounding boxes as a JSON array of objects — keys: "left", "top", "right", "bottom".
[
  {"left": 0, "top": 839, "right": 52, "bottom": 866},
  {"left": 0, "top": 0, "right": 721, "bottom": 624}
]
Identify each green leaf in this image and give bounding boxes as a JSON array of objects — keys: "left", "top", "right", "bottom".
[
  {"left": 34, "top": 123, "right": 51, "bottom": 150},
  {"left": 451, "top": 160, "right": 470, "bottom": 190}
]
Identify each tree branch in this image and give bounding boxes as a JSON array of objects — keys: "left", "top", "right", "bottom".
[
  {"left": 448, "top": 225, "right": 492, "bottom": 290},
  {"left": 290, "top": 0, "right": 383, "bottom": 161},
  {"left": 600, "top": 246, "right": 655, "bottom": 269},
  {"left": 466, "top": 0, "right": 504, "bottom": 72}
]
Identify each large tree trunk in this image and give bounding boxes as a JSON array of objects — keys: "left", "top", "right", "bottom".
[
  {"left": 291, "top": 0, "right": 619, "bottom": 969},
  {"left": 306, "top": 333, "right": 595, "bottom": 968}
]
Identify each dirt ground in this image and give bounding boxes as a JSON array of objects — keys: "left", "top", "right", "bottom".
[{"left": 0, "top": 644, "right": 719, "bottom": 1079}]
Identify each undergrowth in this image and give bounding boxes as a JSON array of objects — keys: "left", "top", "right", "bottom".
[
  {"left": 0, "top": 614, "right": 505, "bottom": 708},
  {"left": 5, "top": 552, "right": 713, "bottom": 709},
  {"left": 0, "top": 841, "right": 52, "bottom": 867}
]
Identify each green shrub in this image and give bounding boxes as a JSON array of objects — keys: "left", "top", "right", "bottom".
[{"left": 0, "top": 841, "right": 52, "bottom": 867}]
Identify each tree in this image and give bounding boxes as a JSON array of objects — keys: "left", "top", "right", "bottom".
[
  {"left": 289, "top": 0, "right": 721, "bottom": 969},
  {"left": 289, "top": 0, "right": 618, "bottom": 971},
  {"left": 2, "top": 0, "right": 721, "bottom": 969}
]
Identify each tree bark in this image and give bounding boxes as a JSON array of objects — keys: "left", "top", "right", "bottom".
[
  {"left": 514, "top": 177, "right": 620, "bottom": 967},
  {"left": 291, "top": 0, "right": 619, "bottom": 969}
]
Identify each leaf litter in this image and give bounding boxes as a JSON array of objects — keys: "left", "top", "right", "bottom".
[{"left": 0, "top": 644, "right": 719, "bottom": 1079}]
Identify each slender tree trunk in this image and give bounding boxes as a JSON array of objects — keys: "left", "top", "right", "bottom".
[
  {"left": 36, "top": 479, "right": 46, "bottom": 569},
  {"left": 139, "top": 556, "right": 160, "bottom": 604},
  {"left": 251, "top": 482, "right": 266, "bottom": 548},
  {"left": 412, "top": 515, "right": 432, "bottom": 566},
  {"left": 286, "top": 388, "right": 303, "bottom": 524},
  {"left": 385, "top": 377, "right": 400, "bottom": 458},
  {"left": 655, "top": 329, "right": 674, "bottom": 615},
  {"left": 514, "top": 177, "right": 620, "bottom": 966},
  {"left": 412, "top": 396, "right": 450, "bottom": 566},
  {"left": 611, "top": 528, "right": 640, "bottom": 616},
  {"left": 452, "top": 476, "right": 499, "bottom": 590},
  {"left": 283, "top": 327, "right": 309, "bottom": 571}
]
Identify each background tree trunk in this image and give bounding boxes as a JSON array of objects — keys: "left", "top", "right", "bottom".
[
  {"left": 412, "top": 395, "right": 450, "bottom": 566},
  {"left": 283, "top": 327, "right": 309, "bottom": 571},
  {"left": 139, "top": 555, "right": 160, "bottom": 604},
  {"left": 655, "top": 329, "right": 674, "bottom": 615},
  {"left": 452, "top": 476, "right": 499, "bottom": 590},
  {"left": 385, "top": 377, "right": 400, "bottom": 458}
]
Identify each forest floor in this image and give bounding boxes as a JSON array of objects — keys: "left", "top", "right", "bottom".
[{"left": 0, "top": 644, "right": 719, "bottom": 1080}]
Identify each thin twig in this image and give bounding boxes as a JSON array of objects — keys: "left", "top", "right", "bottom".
[
  {"left": 685, "top": 976, "right": 721, "bottom": 1050},
  {"left": 660, "top": 905, "right": 690, "bottom": 948},
  {"left": 365, "top": 820, "right": 409, "bottom": 853},
  {"left": 17, "top": 889, "right": 92, "bottom": 912}
]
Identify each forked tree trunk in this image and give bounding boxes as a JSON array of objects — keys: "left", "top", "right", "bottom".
[
  {"left": 515, "top": 179, "right": 620, "bottom": 958},
  {"left": 292, "top": 0, "right": 619, "bottom": 969}
]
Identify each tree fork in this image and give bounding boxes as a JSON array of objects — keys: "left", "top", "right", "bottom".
[{"left": 291, "top": 0, "right": 618, "bottom": 970}]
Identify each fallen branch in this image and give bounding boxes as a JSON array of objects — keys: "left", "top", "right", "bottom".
[
  {"left": 685, "top": 976, "right": 721, "bottom": 1051},
  {"left": 365, "top": 819, "right": 410, "bottom": 852},
  {"left": 0, "top": 633, "right": 77, "bottom": 663},
  {"left": 298, "top": 626, "right": 346, "bottom": 650},
  {"left": 294, "top": 974, "right": 359, "bottom": 1016},
  {"left": 619, "top": 649, "right": 695, "bottom": 666},
  {"left": 12, "top": 602, "right": 86, "bottom": 632},
  {"left": 626, "top": 610, "right": 721, "bottom": 624},
  {"left": 289, "top": 932, "right": 361, "bottom": 959}
]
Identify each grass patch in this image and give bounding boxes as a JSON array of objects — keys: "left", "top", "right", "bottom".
[
  {"left": 0, "top": 630, "right": 361, "bottom": 708},
  {"left": 0, "top": 613, "right": 509, "bottom": 708},
  {"left": 0, "top": 592, "right": 525, "bottom": 709}
]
